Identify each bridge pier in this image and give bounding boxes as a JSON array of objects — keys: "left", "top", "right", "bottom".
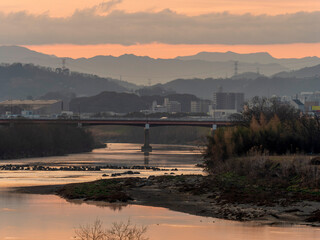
[
  {"left": 141, "top": 123, "right": 152, "bottom": 154},
  {"left": 144, "top": 155, "right": 149, "bottom": 166},
  {"left": 77, "top": 122, "right": 82, "bottom": 128},
  {"left": 211, "top": 124, "right": 217, "bottom": 137}
]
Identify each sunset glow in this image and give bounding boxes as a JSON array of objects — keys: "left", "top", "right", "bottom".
[
  {"left": 25, "top": 43, "right": 320, "bottom": 59},
  {"left": 0, "top": 0, "right": 318, "bottom": 59},
  {"left": 1, "top": 0, "right": 320, "bottom": 17}
]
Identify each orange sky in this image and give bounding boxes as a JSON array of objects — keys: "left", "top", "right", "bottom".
[
  {"left": 2, "top": 0, "right": 320, "bottom": 17},
  {"left": 25, "top": 43, "right": 320, "bottom": 59},
  {"left": 4, "top": 0, "right": 320, "bottom": 58}
]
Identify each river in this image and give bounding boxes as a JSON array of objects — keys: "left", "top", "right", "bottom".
[{"left": 0, "top": 143, "right": 320, "bottom": 240}]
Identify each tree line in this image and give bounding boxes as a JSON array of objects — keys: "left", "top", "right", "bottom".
[
  {"left": 0, "top": 124, "right": 97, "bottom": 159},
  {"left": 204, "top": 97, "right": 320, "bottom": 170}
]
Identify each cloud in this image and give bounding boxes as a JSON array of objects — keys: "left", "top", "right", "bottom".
[
  {"left": 87, "top": 0, "right": 123, "bottom": 14},
  {"left": 0, "top": 9, "right": 319, "bottom": 45},
  {"left": 97, "top": 0, "right": 123, "bottom": 13}
]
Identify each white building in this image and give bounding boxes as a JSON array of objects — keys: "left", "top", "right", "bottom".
[
  {"left": 151, "top": 98, "right": 182, "bottom": 113},
  {"left": 166, "top": 100, "right": 181, "bottom": 113},
  {"left": 290, "top": 99, "right": 305, "bottom": 112},
  {"left": 151, "top": 101, "right": 167, "bottom": 113},
  {"left": 209, "top": 108, "right": 237, "bottom": 120}
]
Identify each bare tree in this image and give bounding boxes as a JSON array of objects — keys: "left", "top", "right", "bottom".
[
  {"left": 106, "top": 220, "right": 148, "bottom": 240},
  {"left": 75, "top": 219, "right": 107, "bottom": 240},
  {"left": 74, "top": 219, "right": 148, "bottom": 240}
]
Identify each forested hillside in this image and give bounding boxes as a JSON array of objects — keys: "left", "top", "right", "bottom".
[{"left": 0, "top": 63, "right": 132, "bottom": 100}]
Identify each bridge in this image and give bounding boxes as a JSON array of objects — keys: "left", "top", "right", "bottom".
[
  {"left": 0, "top": 117, "right": 232, "bottom": 127},
  {"left": 0, "top": 117, "right": 232, "bottom": 155}
]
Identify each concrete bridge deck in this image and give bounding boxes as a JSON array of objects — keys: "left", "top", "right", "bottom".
[
  {"left": 0, "top": 117, "right": 233, "bottom": 155},
  {"left": 0, "top": 117, "right": 232, "bottom": 127}
]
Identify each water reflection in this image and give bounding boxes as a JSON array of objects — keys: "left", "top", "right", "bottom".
[
  {"left": 144, "top": 155, "right": 149, "bottom": 166},
  {"left": 0, "top": 143, "right": 202, "bottom": 167},
  {"left": 0, "top": 143, "right": 203, "bottom": 188},
  {"left": 0, "top": 192, "right": 320, "bottom": 240},
  {"left": 65, "top": 198, "right": 128, "bottom": 211},
  {"left": 1, "top": 143, "right": 319, "bottom": 240}
]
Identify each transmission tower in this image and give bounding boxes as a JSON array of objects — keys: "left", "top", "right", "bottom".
[
  {"left": 62, "top": 58, "right": 66, "bottom": 70},
  {"left": 234, "top": 61, "right": 238, "bottom": 76}
]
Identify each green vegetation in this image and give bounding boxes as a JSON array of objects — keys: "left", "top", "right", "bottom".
[
  {"left": 205, "top": 97, "right": 320, "bottom": 163},
  {"left": 203, "top": 97, "right": 320, "bottom": 201},
  {"left": 58, "top": 178, "right": 136, "bottom": 202},
  {"left": 0, "top": 125, "right": 98, "bottom": 159}
]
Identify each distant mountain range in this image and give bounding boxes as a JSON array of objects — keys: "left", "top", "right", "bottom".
[
  {"left": 160, "top": 73, "right": 320, "bottom": 99},
  {"left": 0, "top": 63, "right": 130, "bottom": 101},
  {"left": 273, "top": 64, "right": 320, "bottom": 78},
  {"left": 1, "top": 46, "right": 320, "bottom": 85},
  {"left": 176, "top": 51, "right": 320, "bottom": 69}
]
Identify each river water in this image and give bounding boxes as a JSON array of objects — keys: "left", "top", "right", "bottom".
[{"left": 0, "top": 143, "right": 320, "bottom": 240}]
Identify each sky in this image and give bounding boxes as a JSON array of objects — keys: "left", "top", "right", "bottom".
[{"left": 0, "top": 0, "right": 319, "bottom": 58}]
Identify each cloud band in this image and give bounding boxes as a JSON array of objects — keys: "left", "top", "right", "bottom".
[{"left": 0, "top": 9, "right": 319, "bottom": 45}]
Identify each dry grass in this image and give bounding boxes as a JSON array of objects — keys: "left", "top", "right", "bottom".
[{"left": 211, "top": 154, "right": 320, "bottom": 189}]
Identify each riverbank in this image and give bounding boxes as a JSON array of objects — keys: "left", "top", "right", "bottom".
[{"left": 15, "top": 175, "right": 320, "bottom": 227}]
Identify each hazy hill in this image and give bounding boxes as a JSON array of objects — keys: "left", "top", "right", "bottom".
[
  {"left": 273, "top": 64, "right": 320, "bottom": 78},
  {"left": 70, "top": 55, "right": 287, "bottom": 84},
  {"left": 1, "top": 46, "right": 319, "bottom": 86},
  {"left": 161, "top": 75, "right": 320, "bottom": 99},
  {"left": 176, "top": 51, "right": 320, "bottom": 70},
  {"left": 0, "top": 46, "right": 292, "bottom": 84},
  {"left": 176, "top": 52, "right": 276, "bottom": 64},
  {"left": 0, "top": 46, "right": 59, "bottom": 67},
  {"left": 231, "top": 72, "right": 264, "bottom": 80},
  {"left": 0, "top": 63, "right": 130, "bottom": 101},
  {"left": 69, "top": 92, "right": 200, "bottom": 113}
]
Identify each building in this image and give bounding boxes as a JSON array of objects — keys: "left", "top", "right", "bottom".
[
  {"left": 290, "top": 99, "right": 305, "bottom": 112},
  {"left": 151, "top": 101, "right": 167, "bottom": 113},
  {"left": 0, "top": 100, "right": 63, "bottom": 115},
  {"left": 298, "top": 91, "right": 320, "bottom": 104},
  {"left": 213, "top": 92, "right": 244, "bottom": 112},
  {"left": 304, "top": 101, "right": 318, "bottom": 113},
  {"left": 166, "top": 101, "right": 181, "bottom": 113},
  {"left": 150, "top": 98, "right": 182, "bottom": 113},
  {"left": 190, "top": 100, "right": 210, "bottom": 113},
  {"left": 209, "top": 108, "right": 238, "bottom": 119},
  {"left": 209, "top": 88, "right": 244, "bottom": 119},
  {"left": 191, "top": 101, "right": 201, "bottom": 113},
  {"left": 163, "top": 98, "right": 181, "bottom": 113}
]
